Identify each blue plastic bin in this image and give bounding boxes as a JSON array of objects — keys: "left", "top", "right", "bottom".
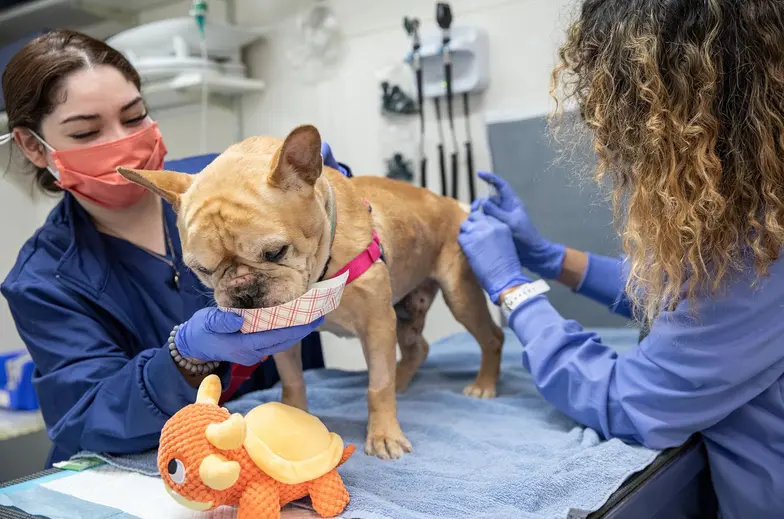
[{"left": 0, "top": 350, "right": 39, "bottom": 411}]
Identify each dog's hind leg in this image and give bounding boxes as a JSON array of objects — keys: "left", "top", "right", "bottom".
[
  {"left": 435, "top": 248, "right": 505, "bottom": 399},
  {"left": 273, "top": 342, "right": 308, "bottom": 411},
  {"left": 394, "top": 279, "right": 439, "bottom": 393}
]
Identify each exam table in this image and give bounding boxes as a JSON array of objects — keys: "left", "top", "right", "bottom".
[
  {"left": 0, "top": 423, "right": 718, "bottom": 519},
  {"left": 0, "top": 328, "right": 718, "bottom": 519}
]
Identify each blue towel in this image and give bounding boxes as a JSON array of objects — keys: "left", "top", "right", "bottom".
[{"left": 74, "top": 328, "right": 659, "bottom": 519}]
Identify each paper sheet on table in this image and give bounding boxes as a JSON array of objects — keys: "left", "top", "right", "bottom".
[{"left": 42, "top": 465, "right": 329, "bottom": 519}]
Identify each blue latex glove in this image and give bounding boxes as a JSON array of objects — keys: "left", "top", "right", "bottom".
[
  {"left": 175, "top": 308, "right": 324, "bottom": 366},
  {"left": 477, "top": 171, "right": 566, "bottom": 280},
  {"left": 458, "top": 209, "right": 530, "bottom": 303},
  {"left": 321, "top": 141, "right": 352, "bottom": 177}
]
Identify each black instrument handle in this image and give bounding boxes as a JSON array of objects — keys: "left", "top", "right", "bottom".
[
  {"left": 450, "top": 151, "right": 459, "bottom": 200},
  {"left": 415, "top": 68, "right": 424, "bottom": 131},
  {"left": 438, "top": 144, "right": 448, "bottom": 197},
  {"left": 465, "top": 141, "right": 475, "bottom": 202},
  {"left": 444, "top": 62, "right": 454, "bottom": 124}
]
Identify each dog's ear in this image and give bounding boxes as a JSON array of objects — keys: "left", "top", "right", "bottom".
[
  {"left": 269, "top": 124, "right": 323, "bottom": 191},
  {"left": 116, "top": 167, "right": 193, "bottom": 211}
]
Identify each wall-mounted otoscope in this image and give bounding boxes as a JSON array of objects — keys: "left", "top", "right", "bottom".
[{"left": 436, "top": 3, "right": 460, "bottom": 201}]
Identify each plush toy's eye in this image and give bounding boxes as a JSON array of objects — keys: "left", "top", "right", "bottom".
[{"left": 167, "top": 458, "right": 186, "bottom": 484}]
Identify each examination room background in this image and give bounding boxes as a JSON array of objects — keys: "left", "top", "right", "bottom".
[{"left": 0, "top": 0, "right": 625, "bottom": 370}]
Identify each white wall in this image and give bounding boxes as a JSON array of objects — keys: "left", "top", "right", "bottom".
[
  {"left": 232, "top": 0, "right": 578, "bottom": 369},
  {"left": 0, "top": 0, "right": 578, "bottom": 367},
  {"left": 0, "top": 147, "right": 59, "bottom": 353}
]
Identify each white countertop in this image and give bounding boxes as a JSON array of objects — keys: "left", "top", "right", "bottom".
[{"left": 0, "top": 408, "right": 45, "bottom": 441}]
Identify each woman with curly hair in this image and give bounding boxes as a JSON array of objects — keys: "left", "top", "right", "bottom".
[{"left": 459, "top": 1, "right": 784, "bottom": 517}]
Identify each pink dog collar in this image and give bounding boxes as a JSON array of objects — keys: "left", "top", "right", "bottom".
[{"left": 329, "top": 230, "right": 384, "bottom": 284}]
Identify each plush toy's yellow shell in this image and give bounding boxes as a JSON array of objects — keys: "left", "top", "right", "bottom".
[{"left": 243, "top": 402, "right": 344, "bottom": 485}]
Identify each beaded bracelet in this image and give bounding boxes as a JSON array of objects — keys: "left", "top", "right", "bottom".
[{"left": 168, "top": 325, "right": 221, "bottom": 375}]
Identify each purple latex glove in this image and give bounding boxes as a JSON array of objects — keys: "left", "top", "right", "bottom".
[
  {"left": 321, "top": 141, "right": 352, "bottom": 177},
  {"left": 478, "top": 171, "right": 566, "bottom": 280},
  {"left": 175, "top": 308, "right": 324, "bottom": 366},
  {"left": 458, "top": 209, "right": 530, "bottom": 304}
]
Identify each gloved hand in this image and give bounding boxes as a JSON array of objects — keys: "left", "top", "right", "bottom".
[
  {"left": 458, "top": 209, "right": 530, "bottom": 304},
  {"left": 175, "top": 308, "right": 324, "bottom": 366},
  {"left": 321, "top": 141, "right": 352, "bottom": 177},
  {"left": 477, "top": 171, "right": 566, "bottom": 280}
]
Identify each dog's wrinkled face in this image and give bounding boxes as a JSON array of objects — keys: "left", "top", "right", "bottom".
[{"left": 118, "top": 125, "right": 331, "bottom": 309}]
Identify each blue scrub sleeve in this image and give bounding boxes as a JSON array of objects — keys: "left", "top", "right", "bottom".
[
  {"left": 508, "top": 266, "right": 784, "bottom": 450},
  {"left": 574, "top": 253, "right": 633, "bottom": 319},
  {"left": 4, "top": 281, "right": 230, "bottom": 456}
]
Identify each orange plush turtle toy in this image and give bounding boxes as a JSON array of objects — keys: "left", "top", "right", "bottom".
[{"left": 158, "top": 374, "right": 354, "bottom": 519}]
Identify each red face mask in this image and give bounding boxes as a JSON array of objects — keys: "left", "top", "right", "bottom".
[{"left": 33, "top": 122, "right": 168, "bottom": 209}]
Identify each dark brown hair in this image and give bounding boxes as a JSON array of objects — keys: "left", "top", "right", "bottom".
[
  {"left": 551, "top": 0, "right": 784, "bottom": 322},
  {"left": 2, "top": 29, "right": 141, "bottom": 194}
]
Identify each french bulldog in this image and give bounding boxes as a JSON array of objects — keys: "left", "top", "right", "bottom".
[{"left": 118, "top": 124, "right": 505, "bottom": 460}]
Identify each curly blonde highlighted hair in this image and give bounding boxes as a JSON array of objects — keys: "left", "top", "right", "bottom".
[{"left": 551, "top": 0, "right": 784, "bottom": 322}]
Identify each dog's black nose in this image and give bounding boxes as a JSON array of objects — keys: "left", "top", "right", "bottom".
[
  {"left": 234, "top": 294, "right": 257, "bottom": 309},
  {"left": 228, "top": 279, "right": 265, "bottom": 309}
]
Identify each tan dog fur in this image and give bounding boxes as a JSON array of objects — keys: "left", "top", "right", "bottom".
[{"left": 118, "top": 125, "right": 505, "bottom": 460}]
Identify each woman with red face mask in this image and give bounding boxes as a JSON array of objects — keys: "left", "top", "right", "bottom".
[{"left": 0, "top": 30, "right": 351, "bottom": 465}]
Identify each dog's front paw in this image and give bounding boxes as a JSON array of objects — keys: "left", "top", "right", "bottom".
[
  {"left": 365, "top": 424, "right": 413, "bottom": 460},
  {"left": 463, "top": 382, "right": 497, "bottom": 399}
]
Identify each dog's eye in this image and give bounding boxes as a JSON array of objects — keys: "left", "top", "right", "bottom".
[
  {"left": 264, "top": 245, "right": 289, "bottom": 263},
  {"left": 194, "top": 265, "right": 213, "bottom": 275}
]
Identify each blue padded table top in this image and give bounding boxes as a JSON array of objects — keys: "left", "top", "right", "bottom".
[{"left": 1, "top": 326, "right": 715, "bottom": 519}]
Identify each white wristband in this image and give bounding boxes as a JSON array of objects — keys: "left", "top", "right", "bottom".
[{"left": 500, "top": 279, "right": 550, "bottom": 320}]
